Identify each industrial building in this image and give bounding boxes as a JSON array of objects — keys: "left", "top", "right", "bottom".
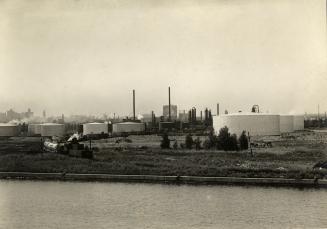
[
  {"left": 279, "top": 115, "right": 294, "bottom": 133},
  {"left": 112, "top": 122, "right": 145, "bottom": 134},
  {"left": 83, "top": 122, "right": 109, "bottom": 135},
  {"left": 40, "top": 123, "right": 65, "bottom": 137},
  {"left": 213, "top": 113, "right": 281, "bottom": 136},
  {"left": 293, "top": 115, "right": 305, "bottom": 131},
  {"left": 163, "top": 105, "right": 177, "bottom": 120},
  {"left": 0, "top": 123, "right": 19, "bottom": 137},
  {"left": 28, "top": 124, "right": 42, "bottom": 136}
]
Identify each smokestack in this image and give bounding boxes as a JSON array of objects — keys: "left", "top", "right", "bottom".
[
  {"left": 133, "top": 89, "right": 135, "bottom": 120},
  {"left": 217, "top": 103, "right": 219, "bottom": 116},
  {"left": 152, "top": 110, "right": 155, "bottom": 124},
  {"left": 168, "top": 86, "right": 171, "bottom": 121}
]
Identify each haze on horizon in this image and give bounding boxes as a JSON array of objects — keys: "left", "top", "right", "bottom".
[{"left": 0, "top": 0, "right": 326, "bottom": 117}]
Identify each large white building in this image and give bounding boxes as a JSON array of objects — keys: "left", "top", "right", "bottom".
[
  {"left": 0, "top": 123, "right": 19, "bottom": 137},
  {"left": 83, "top": 122, "right": 108, "bottom": 135},
  {"left": 28, "top": 124, "right": 42, "bottom": 135},
  {"left": 213, "top": 113, "right": 280, "bottom": 136},
  {"left": 279, "top": 115, "right": 294, "bottom": 133},
  {"left": 40, "top": 123, "right": 65, "bottom": 137},
  {"left": 293, "top": 115, "right": 305, "bottom": 131},
  {"left": 112, "top": 122, "right": 145, "bottom": 133},
  {"left": 213, "top": 112, "right": 305, "bottom": 136}
]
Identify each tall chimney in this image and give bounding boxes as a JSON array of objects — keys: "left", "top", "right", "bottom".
[
  {"left": 133, "top": 89, "right": 135, "bottom": 120},
  {"left": 168, "top": 86, "right": 171, "bottom": 121},
  {"left": 217, "top": 103, "right": 219, "bottom": 116}
]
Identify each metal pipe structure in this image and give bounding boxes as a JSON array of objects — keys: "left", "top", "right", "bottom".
[
  {"left": 133, "top": 90, "right": 135, "bottom": 120},
  {"left": 217, "top": 103, "right": 219, "bottom": 116},
  {"left": 168, "top": 87, "right": 171, "bottom": 121}
]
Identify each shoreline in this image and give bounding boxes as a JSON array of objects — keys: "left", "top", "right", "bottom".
[{"left": 0, "top": 172, "right": 326, "bottom": 188}]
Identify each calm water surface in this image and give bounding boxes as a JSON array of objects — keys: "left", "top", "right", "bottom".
[{"left": 0, "top": 180, "right": 326, "bottom": 229}]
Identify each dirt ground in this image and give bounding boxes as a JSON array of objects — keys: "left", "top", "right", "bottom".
[{"left": 0, "top": 130, "right": 327, "bottom": 178}]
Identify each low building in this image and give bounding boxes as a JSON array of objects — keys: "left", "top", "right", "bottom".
[
  {"left": 112, "top": 122, "right": 145, "bottom": 134},
  {"left": 0, "top": 123, "right": 19, "bottom": 137},
  {"left": 40, "top": 123, "right": 65, "bottom": 137},
  {"left": 28, "top": 124, "right": 42, "bottom": 136},
  {"left": 83, "top": 122, "right": 108, "bottom": 136}
]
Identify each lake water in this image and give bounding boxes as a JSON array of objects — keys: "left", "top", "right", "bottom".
[{"left": 0, "top": 180, "right": 326, "bottom": 229}]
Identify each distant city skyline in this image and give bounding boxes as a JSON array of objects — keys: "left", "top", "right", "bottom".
[{"left": 1, "top": 0, "right": 326, "bottom": 116}]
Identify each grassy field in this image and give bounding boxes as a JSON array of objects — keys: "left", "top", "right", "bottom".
[{"left": 0, "top": 131, "right": 327, "bottom": 179}]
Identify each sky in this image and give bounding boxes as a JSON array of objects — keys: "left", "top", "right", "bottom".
[{"left": 0, "top": 0, "right": 326, "bottom": 117}]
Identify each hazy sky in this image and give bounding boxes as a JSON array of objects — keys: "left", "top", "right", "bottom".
[{"left": 0, "top": 0, "right": 326, "bottom": 117}]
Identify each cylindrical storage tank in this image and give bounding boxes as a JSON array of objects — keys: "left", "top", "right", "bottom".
[
  {"left": 280, "top": 115, "right": 294, "bottom": 133},
  {"left": 112, "top": 122, "right": 145, "bottom": 133},
  {"left": 28, "top": 124, "right": 42, "bottom": 135},
  {"left": 83, "top": 122, "right": 108, "bottom": 135},
  {"left": 213, "top": 113, "right": 280, "bottom": 136},
  {"left": 0, "top": 123, "right": 19, "bottom": 136},
  {"left": 40, "top": 123, "right": 65, "bottom": 137},
  {"left": 293, "top": 115, "right": 304, "bottom": 131}
]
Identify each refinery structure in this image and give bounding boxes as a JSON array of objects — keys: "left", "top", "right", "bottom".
[{"left": 0, "top": 87, "right": 308, "bottom": 138}]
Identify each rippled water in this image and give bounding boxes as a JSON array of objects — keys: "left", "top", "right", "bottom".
[{"left": 0, "top": 180, "right": 326, "bottom": 229}]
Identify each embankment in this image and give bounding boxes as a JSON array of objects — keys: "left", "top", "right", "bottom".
[{"left": 1, "top": 172, "right": 327, "bottom": 188}]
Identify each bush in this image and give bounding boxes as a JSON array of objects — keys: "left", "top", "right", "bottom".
[
  {"left": 185, "top": 134, "right": 194, "bottom": 149},
  {"left": 173, "top": 141, "right": 178, "bottom": 149},
  {"left": 160, "top": 133, "right": 170, "bottom": 149},
  {"left": 203, "top": 139, "right": 212, "bottom": 149},
  {"left": 239, "top": 131, "right": 248, "bottom": 150},
  {"left": 217, "top": 126, "right": 238, "bottom": 151}
]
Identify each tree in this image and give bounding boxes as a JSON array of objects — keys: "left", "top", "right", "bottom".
[
  {"left": 185, "top": 134, "right": 193, "bottom": 149},
  {"left": 208, "top": 130, "right": 217, "bottom": 148},
  {"left": 217, "top": 126, "right": 238, "bottom": 151},
  {"left": 160, "top": 133, "right": 170, "bottom": 149},
  {"left": 239, "top": 131, "right": 249, "bottom": 150},
  {"left": 230, "top": 134, "right": 239, "bottom": 151}
]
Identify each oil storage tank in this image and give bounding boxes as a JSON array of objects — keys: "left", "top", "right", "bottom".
[
  {"left": 279, "top": 115, "right": 294, "bottom": 133},
  {"left": 0, "top": 123, "right": 19, "bottom": 136},
  {"left": 112, "top": 122, "right": 145, "bottom": 134},
  {"left": 83, "top": 122, "right": 108, "bottom": 135},
  {"left": 293, "top": 115, "right": 304, "bottom": 131},
  {"left": 28, "top": 124, "right": 41, "bottom": 136},
  {"left": 213, "top": 113, "right": 280, "bottom": 136},
  {"left": 40, "top": 123, "right": 65, "bottom": 137}
]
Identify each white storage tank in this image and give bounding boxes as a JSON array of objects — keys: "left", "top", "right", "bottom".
[
  {"left": 83, "top": 122, "right": 108, "bottom": 135},
  {"left": 213, "top": 113, "right": 280, "bottom": 136},
  {"left": 40, "top": 123, "right": 65, "bottom": 137},
  {"left": 279, "top": 115, "right": 294, "bottom": 133},
  {"left": 0, "top": 123, "right": 19, "bottom": 136},
  {"left": 112, "top": 122, "right": 145, "bottom": 133},
  {"left": 293, "top": 115, "right": 304, "bottom": 131},
  {"left": 28, "top": 124, "right": 41, "bottom": 135}
]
